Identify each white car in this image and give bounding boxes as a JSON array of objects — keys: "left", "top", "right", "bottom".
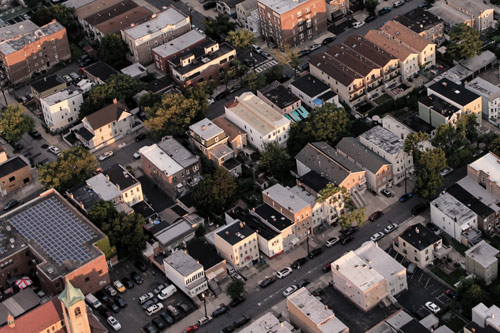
[
  {"left": 107, "top": 316, "right": 121, "bottom": 331},
  {"left": 48, "top": 146, "right": 61, "bottom": 156},
  {"left": 133, "top": 151, "right": 140, "bottom": 159},
  {"left": 352, "top": 21, "right": 365, "bottom": 29},
  {"left": 370, "top": 232, "right": 385, "bottom": 242},
  {"left": 275, "top": 267, "right": 292, "bottom": 279},
  {"left": 325, "top": 237, "right": 339, "bottom": 248},
  {"left": 393, "top": 0, "right": 405, "bottom": 7},
  {"left": 384, "top": 223, "right": 399, "bottom": 234},
  {"left": 425, "top": 301, "right": 441, "bottom": 313},
  {"left": 99, "top": 151, "right": 114, "bottom": 161},
  {"left": 309, "top": 44, "right": 321, "bottom": 51},
  {"left": 282, "top": 284, "right": 298, "bottom": 297},
  {"left": 146, "top": 303, "right": 164, "bottom": 316},
  {"left": 252, "top": 44, "right": 262, "bottom": 54},
  {"left": 440, "top": 167, "right": 453, "bottom": 177}
]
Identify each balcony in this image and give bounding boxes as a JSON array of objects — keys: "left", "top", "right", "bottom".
[
  {"left": 367, "top": 82, "right": 382, "bottom": 92},
  {"left": 350, "top": 85, "right": 364, "bottom": 93}
]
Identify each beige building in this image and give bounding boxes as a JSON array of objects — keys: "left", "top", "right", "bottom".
[
  {"left": 212, "top": 117, "right": 247, "bottom": 154},
  {"left": 435, "top": 0, "right": 494, "bottom": 31},
  {"left": 0, "top": 156, "right": 32, "bottom": 197},
  {"left": 465, "top": 240, "right": 499, "bottom": 285},
  {"left": 287, "top": 287, "right": 349, "bottom": 333},
  {"left": 121, "top": 7, "right": 191, "bottom": 64},
  {"left": 468, "top": 152, "right": 500, "bottom": 200},
  {"left": 395, "top": 7, "right": 445, "bottom": 44},
  {"left": 214, "top": 221, "right": 259, "bottom": 269}
]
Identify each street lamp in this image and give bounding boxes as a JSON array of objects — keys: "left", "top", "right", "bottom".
[
  {"left": 306, "top": 229, "right": 310, "bottom": 257},
  {"left": 201, "top": 292, "right": 207, "bottom": 317}
]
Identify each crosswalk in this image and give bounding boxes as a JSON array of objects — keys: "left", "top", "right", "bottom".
[{"left": 255, "top": 60, "right": 278, "bottom": 73}]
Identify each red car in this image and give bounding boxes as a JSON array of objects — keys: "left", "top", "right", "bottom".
[
  {"left": 369, "top": 211, "right": 383, "bottom": 221},
  {"left": 183, "top": 325, "right": 199, "bottom": 333}
]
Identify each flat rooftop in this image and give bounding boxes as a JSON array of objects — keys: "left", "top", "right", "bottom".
[
  {"left": 263, "top": 184, "right": 309, "bottom": 213},
  {"left": 359, "top": 126, "right": 404, "bottom": 156},
  {"left": 431, "top": 192, "right": 476, "bottom": 225},
  {"left": 0, "top": 156, "right": 28, "bottom": 178},
  {"left": 41, "top": 87, "right": 82, "bottom": 106},
  {"left": 447, "top": 183, "right": 494, "bottom": 218},
  {"left": 226, "top": 206, "right": 279, "bottom": 241},
  {"left": 186, "top": 238, "right": 224, "bottom": 270},
  {"left": 399, "top": 223, "right": 441, "bottom": 251},
  {"left": 253, "top": 204, "right": 293, "bottom": 231},
  {"left": 290, "top": 73, "right": 330, "bottom": 98},
  {"left": 394, "top": 7, "right": 442, "bottom": 34},
  {"left": 158, "top": 138, "right": 199, "bottom": 169},
  {"left": 419, "top": 94, "right": 460, "bottom": 118},
  {"left": 105, "top": 164, "right": 139, "bottom": 190},
  {"left": 465, "top": 240, "right": 499, "bottom": 268},
  {"left": 216, "top": 220, "right": 255, "bottom": 246},
  {"left": 355, "top": 241, "right": 405, "bottom": 282},
  {"left": 152, "top": 29, "right": 206, "bottom": 58},
  {"left": 122, "top": 7, "right": 188, "bottom": 40},
  {"left": 0, "top": 21, "right": 65, "bottom": 56},
  {"left": 258, "top": 80, "right": 299, "bottom": 110},
  {"left": 428, "top": 78, "right": 480, "bottom": 107},
  {"left": 457, "top": 177, "right": 500, "bottom": 213},
  {"left": 428, "top": 2, "right": 472, "bottom": 26},
  {"left": 0, "top": 20, "right": 38, "bottom": 39},
  {"left": 259, "top": 0, "right": 311, "bottom": 14},
  {"left": 189, "top": 118, "right": 224, "bottom": 141},
  {"left": 139, "top": 144, "right": 183, "bottom": 176},
  {"left": 240, "top": 312, "right": 293, "bottom": 333},
  {"left": 336, "top": 137, "right": 391, "bottom": 174},
  {"left": 466, "top": 77, "right": 500, "bottom": 101},
  {"left": 164, "top": 249, "right": 202, "bottom": 276},
  {"left": 86, "top": 173, "right": 121, "bottom": 201},
  {"left": 469, "top": 152, "right": 500, "bottom": 187},
  {"left": 154, "top": 220, "right": 193, "bottom": 246},
  {"left": 333, "top": 250, "right": 385, "bottom": 291}
]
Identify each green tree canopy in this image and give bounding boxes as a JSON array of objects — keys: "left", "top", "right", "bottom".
[
  {"left": 404, "top": 131, "right": 429, "bottom": 159},
  {"left": 258, "top": 142, "right": 292, "bottom": 182},
  {"left": 264, "top": 64, "right": 284, "bottom": 84},
  {"left": 0, "top": 104, "right": 34, "bottom": 143},
  {"left": 192, "top": 168, "right": 237, "bottom": 215},
  {"left": 138, "top": 92, "right": 162, "bottom": 110},
  {"left": 24, "top": 0, "right": 40, "bottom": 8},
  {"left": 204, "top": 15, "right": 236, "bottom": 42},
  {"left": 339, "top": 208, "right": 366, "bottom": 230},
  {"left": 271, "top": 44, "right": 300, "bottom": 77},
  {"left": 243, "top": 72, "right": 266, "bottom": 93},
  {"left": 226, "top": 29, "right": 256, "bottom": 53},
  {"left": 414, "top": 148, "right": 447, "bottom": 198},
  {"left": 365, "top": 0, "right": 378, "bottom": 15},
  {"left": 38, "top": 146, "right": 99, "bottom": 192},
  {"left": 98, "top": 34, "right": 129, "bottom": 68},
  {"left": 448, "top": 23, "right": 481, "bottom": 60},
  {"left": 488, "top": 136, "right": 500, "bottom": 156},
  {"left": 32, "top": 5, "right": 76, "bottom": 30},
  {"left": 288, "top": 103, "right": 351, "bottom": 157},
  {"left": 316, "top": 184, "right": 347, "bottom": 203},
  {"left": 227, "top": 279, "right": 245, "bottom": 300}
]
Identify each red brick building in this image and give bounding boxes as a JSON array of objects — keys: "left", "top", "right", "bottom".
[{"left": 257, "top": 0, "right": 327, "bottom": 46}]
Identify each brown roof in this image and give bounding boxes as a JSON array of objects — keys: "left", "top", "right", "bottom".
[
  {"left": 84, "top": 0, "right": 138, "bottom": 27},
  {"left": 212, "top": 117, "right": 246, "bottom": 142},
  {"left": 343, "top": 35, "right": 398, "bottom": 68},
  {"left": 309, "top": 52, "right": 362, "bottom": 87},
  {"left": 381, "top": 20, "right": 433, "bottom": 52},
  {"left": 0, "top": 298, "right": 64, "bottom": 333},
  {"left": 326, "top": 44, "right": 381, "bottom": 77},
  {"left": 75, "top": 0, "right": 123, "bottom": 19},
  {"left": 84, "top": 100, "right": 129, "bottom": 130},
  {"left": 94, "top": 6, "right": 152, "bottom": 34},
  {"left": 364, "top": 30, "right": 415, "bottom": 61}
]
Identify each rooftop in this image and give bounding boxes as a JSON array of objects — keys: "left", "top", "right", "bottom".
[
  {"left": 263, "top": 184, "right": 310, "bottom": 213},
  {"left": 333, "top": 250, "right": 386, "bottom": 291},
  {"left": 164, "top": 250, "right": 203, "bottom": 276},
  {"left": 445, "top": 0, "right": 493, "bottom": 17},
  {"left": 336, "top": 137, "right": 391, "bottom": 174},
  {"left": 216, "top": 220, "right": 256, "bottom": 246},
  {"left": 66, "top": 184, "right": 100, "bottom": 211},
  {"left": 0, "top": 156, "right": 29, "bottom": 179},
  {"left": 94, "top": 6, "right": 152, "bottom": 35},
  {"left": 287, "top": 287, "right": 349, "bottom": 332},
  {"left": 258, "top": 81, "right": 299, "bottom": 110},
  {"left": 41, "top": 87, "right": 82, "bottom": 106},
  {"left": 465, "top": 240, "right": 499, "bottom": 268},
  {"left": 380, "top": 20, "right": 433, "bottom": 52},
  {"left": 212, "top": 117, "right": 246, "bottom": 142},
  {"left": 343, "top": 35, "right": 399, "bottom": 68},
  {"left": 466, "top": 77, "right": 500, "bottom": 101},
  {"left": 290, "top": 73, "right": 331, "bottom": 98},
  {"left": 83, "top": 0, "right": 137, "bottom": 27},
  {"left": 259, "top": 0, "right": 312, "bottom": 14},
  {"left": 189, "top": 118, "right": 225, "bottom": 141},
  {"left": 83, "top": 61, "right": 119, "bottom": 82},
  {"left": 419, "top": 94, "right": 460, "bottom": 118},
  {"left": 86, "top": 173, "right": 121, "bottom": 201},
  {"left": 460, "top": 51, "right": 496, "bottom": 73},
  {"left": 157, "top": 137, "right": 199, "bottom": 169},
  {"left": 123, "top": 7, "right": 188, "bottom": 40},
  {"left": 63, "top": 0, "right": 96, "bottom": 9},
  {"left": 31, "top": 74, "right": 65, "bottom": 94},
  {"left": 226, "top": 206, "right": 280, "bottom": 241},
  {"left": 327, "top": 44, "right": 381, "bottom": 77},
  {"left": 105, "top": 164, "right": 139, "bottom": 190},
  {"left": 394, "top": 7, "right": 443, "bottom": 34},
  {"left": 298, "top": 170, "right": 331, "bottom": 193},
  {"left": 0, "top": 289, "right": 40, "bottom": 326},
  {"left": 472, "top": 303, "right": 500, "bottom": 331},
  {"left": 359, "top": 126, "right": 404, "bottom": 156},
  {"left": 431, "top": 192, "right": 476, "bottom": 224},
  {"left": 152, "top": 29, "right": 206, "bottom": 58},
  {"left": 225, "top": 92, "right": 290, "bottom": 136},
  {"left": 186, "top": 238, "right": 224, "bottom": 270},
  {"left": 0, "top": 298, "right": 63, "bottom": 333},
  {"left": 139, "top": 144, "right": 183, "bottom": 176},
  {"left": 169, "top": 41, "right": 235, "bottom": 75},
  {"left": 131, "top": 200, "right": 156, "bottom": 220},
  {"left": 289, "top": 185, "right": 317, "bottom": 207},
  {"left": 469, "top": 152, "right": 500, "bottom": 187},
  {"left": 457, "top": 177, "right": 500, "bottom": 213},
  {"left": 239, "top": 312, "right": 293, "bottom": 333},
  {"left": 428, "top": 78, "right": 480, "bottom": 106},
  {"left": 154, "top": 219, "right": 194, "bottom": 246},
  {"left": 84, "top": 100, "right": 129, "bottom": 130},
  {"left": 120, "top": 62, "right": 147, "bottom": 78},
  {"left": 0, "top": 20, "right": 38, "bottom": 40},
  {"left": 309, "top": 52, "right": 362, "bottom": 87},
  {"left": 365, "top": 30, "right": 415, "bottom": 60},
  {"left": 399, "top": 223, "right": 441, "bottom": 251},
  {"left": 253, "top": 204, "right": 293, "bottom": 231},
  {"left": 75, "top": 0, "right": 123, "bottom": 19},
  {"left": 144, "top": 79, "right": 170, "bottom": 93},
  {"left": 447, "top": 184, "right": 494, "bottom": 218},
  {"left": 355, "top": 241, "right": 406, "bottom": 283}
]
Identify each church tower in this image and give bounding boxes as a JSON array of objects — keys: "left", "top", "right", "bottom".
[{"left": 58, "top": 279, "right": 91, "bottom": 333}]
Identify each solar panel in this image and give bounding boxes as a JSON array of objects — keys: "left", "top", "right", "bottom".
[{"left": 8, "top": 197, "right": 97, "bottom": 264}]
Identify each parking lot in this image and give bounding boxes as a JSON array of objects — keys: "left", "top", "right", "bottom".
[{"left": 95, "top": 259, "right": 196, "bottom": 332}]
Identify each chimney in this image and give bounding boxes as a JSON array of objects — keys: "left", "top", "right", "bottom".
[
  {"left": 239, "top": 222, "right": 244, "bottom": 229},
  {"left": 113, "top": 98, "right": 118, "bottom": 104},
  {"left": 184, "top": 249, "right": 188, "bottom": 254},
  {"left": 201, "top": 125, "right": 206, "bottom": 131},
  {"left": 415, "top": 227, "right": 419, "bottom": 234},
  {"left": 225, "top": 231, "right": 229, "bottom": 237}
]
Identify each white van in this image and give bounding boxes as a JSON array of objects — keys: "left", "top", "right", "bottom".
[
  {"left": 85, "top": 293, "right": 102, "bottom": 309},
  {"left": 158, "top": 285, "right": 177, "bottom": 300}
]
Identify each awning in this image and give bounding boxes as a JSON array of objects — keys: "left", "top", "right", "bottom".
[{"left": 15, "top": 277, "right": 33, "bottom": 290}]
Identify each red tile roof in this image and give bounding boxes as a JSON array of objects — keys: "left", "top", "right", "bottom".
[{"left": 0, "top": 298, "right": 63, "bottom": 333}]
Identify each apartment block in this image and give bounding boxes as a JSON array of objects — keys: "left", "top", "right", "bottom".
[
  {"left": 395, "top": 7, "right": 444, "bottom": 43},
  {"left": 465, "top": 241, "right": 499, "bottom": 285},
  {"left": 240, "top": 312, "right": 294, "bottom": 333},
  {"left": 289, "top": 73, "right": 339, "bottom": 109},
  {"left": 431, "top": 0, "right": 494, "bottom": 31},
  {"left": 382, "top": 115, "right": 433, "bottom": 151},
  {"left": 325, "top": 0, "right": 348, "bottom": 23},
  {"left": 472, "top": 303, "right": 500, "bottom": 331},
  {"left": 253, "top": 203, "right": 297, "bottom": 252},
  {"left": 258, "top": 0, "right": 327, "bottom": 46},
  {"left": 214, "top": 221, "right": 259, "bottom": 269},
  {"left": 465, "top": 77, "right": 500, "bottom": 124},
  {"left": 225, "top": 92, "right": 291, "bottom": 151},
  {"left": 121, "top": 7, "right": 191, "bottom": 64},
  {"left": 468, "top": 152, "right": 500, "bottom": 201},
  {"left": 92, "top": 6, "right": 152, "bottom": 40},
  {"left": 393, "top": 223, "right": 443, "bottom": 269},
  {"left": 186, "top": 238, "right": 227, "bottom": 282},
  {"left": 40, "top": 87, "right": 83, "bottom": 132},
  {"left": 164, "top": 250, "right": 208, "bottom": 297},
  {"left": 212, "top": 117, "right": 248, "bottom": 154},
  {"left": 257, "top": 81, "right": 302, "bottom": 116},
  {"left": 75, "top": 0, "right": 124, "bottom": 30},
  {"left": 0, "top": 20, "right": 71, "bottom": 85},
  {"left": 236, "top": 0, "right": 261, "bottom": 37}
]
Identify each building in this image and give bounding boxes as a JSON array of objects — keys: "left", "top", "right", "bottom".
[
  {"left": 258, "top": 0, "right": 327, "bottom": 46},
  {"left": 428, "top": 2, "right": 474, "bottom": 31},
  {"left": 212, "top": 117, "right": 248, "bottom": 154},
  {"left": 472, "top": 303, "right": 500, "bottom": 331},
  {"left": 121, "top": 6, "right": 191, "bottom": 64},
  {"left": 257, "top": 81, "right": 302, "bottom": 116},
  {"left": 148, "top": 219, "right": 197, "bottom": 251},
  {"left": 253, "top": 203, "right": 297, "bottom": 252},
  {"left": 75, "top": 99, "right": 134, "bottom": 152},
  {"left": 31, "top": 74, "right": 67, "bottom": 105},
  {"left": 382, "top": 115, "right": 433, "bottom": 151},
  {"left": 432, "top": 0, "right": 494, "bottom": 31},
  {"left": 214, "top": 221, "right": 259, "bottom": 269},
  {"left": 364, "top": 30, "right": 419, "bottom": 80},
  {"left": 430, "top": 192, "right": 478, "bottom": 242},
  {"left": 74, "top": 0, "right": 124, "bottom": 29},
  {"left": 225, "top": 92, "right": 291, "bottom": 151},
  {"left": 419, "top": 78, "right": 482, "bottom": 127},
  {"left": 139, "top": 137, "right": 201, "bottom": 197},
  {"left": 358, "top": 126, "right": 413, "bottom": 185},
  {"left": 379, "top": 21, "right": 436, "bottom": 68},
  {"left": 336, "top": 137, "right": 393, "bottom": 193},
  {"left": 152, "top": 29, "right": 206, "bottom": 73},
  {"left": 0, "top": 156, "right": 32, "bottom": 197},
  {"left": 186, "top": 238, "right": 227, "bottom": 282},
  {"left": 90, "top": 6, "right": 152, "bottom": 40},
  {"left": 331, "top": 241, "right": 407, "bottom": 311},
  {"left": 393, "top": 223, "right": 443, "bottom": 269},
  {"left": 468, "top": 152, "right": 500, "bottom": 200},
  {"left": 236, "top": 0, "right": 258, "bottom": 28},
  {"left": 325, "top": 0, "right": 348, "bottom": 24},
  {"left": 168, "top": 39, "right": 236, "bottom": 88},
  {"left": 0, "top": 20, "right": 71, "bottom": 85},
  {"left": 458, "top": 176, "right": 500, "bottom": 229},
  {"left": 465, "top": 240, "right": 499, "bottom": 285},
  {"left": 217, "top": 0, "right": 245, "bottom": 16},
  {"left": 240, "top": 312, "right": 294, "bottom": 333},
  {"left": 81, "top": 61, "right": 119, "bottom": 84},
  {"left": 164, "top": 250, "right": 208, "bottom": 298},
  {"left": 0, "top": 189, "right": 110, "bottom": 295},
  {"left": 394, "top": 7, "right": 444, "bottom": 44},
  {"left": 289, "top": 73, "right": 339, "bottom": 109},
  {"left": 465, "top": 77, "right": 500, "bottom": 124},
  {"left": 40, "top": 87, "right": 83, "bottom": 132},
  {"left": 367, "top": 309, "right": 431, "bottom": 333},
  {"left": 287, "top": 287, "right": 349, "bottom": 333}
]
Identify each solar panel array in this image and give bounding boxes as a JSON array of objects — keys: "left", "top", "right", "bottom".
[{"left": 8, "top": 197, "right": 97, "bottom": 264}]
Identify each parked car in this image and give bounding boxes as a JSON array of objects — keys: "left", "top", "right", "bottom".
[
  {"left": 291, "top": 257, "right": 307, "bottom": 269},
  {"left": 309, "top": 43, "right": 321, "bottom": 51},
  {"left": 399, "top": 193, "right": 413, "bottom": 202},
  {"left": 378, "top": 6, "right": 392, "bottom": 15},
  {"left": 146, "top": 303, "right": 164, "bottom": 316},
  {"left": 297, "top": 279, "right": 310, "bottom": 288},
  {"left": 220, "top": 324, "right": 235, "bottom": 332},
  {"left": 139, "top": 292, "right": 154, "bottom": 304},
  {"left": 182, "top": 325, "right": 199, "bottom": 333},
  {"left": 48, "top": 145, "right": 60, "bottom": 155},
  {"left": 135, "top": 133, "right": 146, "bottom": 142},
  {"left": 259, "top": 277, "right": 276, "bottom": 287},
  {"left": 440, "top": 167, "right": 453, "bottom": 177},
  {"left": 177, "top": 302, "right": 190, "bottom": 313},
  {"left": 121, "top": 277, "right": 134, "bottom": 289},
  {"left": 322, "top": 262, "right": 332, "bottom": 272},
  {"left": 322, "top": 37, "right": 336, "bottom": 45},
  {"left": 300, "top": 62, "right": 310, "bottom": 72},
  {"left": 29, "top": 129, "right": 42, "bottom": 139},
  {"left": 425, "top": 301, "right": 441, "bottom": 313},
  {"left": 282, "top": 285, "right": 299, "bottom": 297},
  {"left": 370, "top": 232, "right": 385, "bottom": 242},
  {"left": 212, "top": 304, "right": 229, "bottom": 317},
  {"left": 143, "top": 323, "right": 158, "bottom": 333},
  {"left": 384, "top": 223, "right": 399, "bottom": 234},
  {"left": 381, "top": 189, "right": 393, "bottom": 197},
  {"left": 152, "top": 317, "right": 166, "bottom": 330},
  {"left": 411, "top": 203, "right": 428, "bottom": 215},
  {"left": 445, "top": 289, "right": 457, "bottom": 300},
  {"left": 340, "top": 235, "right": 354, "bottom": 245},
  {"left": 369, "top": 211, "right": 383, "bottom": 221},
  {"left": 159, "top": 311, "right": 175, "bottom": 325},
  {"left": 229, "top": 296, "right": 245, "bottom": 307},
  {"left": 340, "top": 226, "right": 359, "bottom": 236},
  {"left": 3, "top": 199, "right": 18, "bottom": 211},
  {"left": 107, "top": 316, "right": 121, "bottom": 331},
  {"left": 202, "top": 1, "right": 216, "bottom": 9},
  {"left": 215, "top": 90, "right": 230, "bottom": 101},
  {"left": 262, "top": 51, "right": 272, "bottom": 59},
  {"left": 108, "top": 301, "right": 120, "bottom": 313},
  {"left": 133, "top": 151, "right": 141, "bottom": 159},
  {"left": 198, "top": 316, "right": 212, "bottom": 327},
  {"left": 228, "top": 85, "right": 241, "bottom": 94},
  {"left": 251, "top": 44, "right": 262, "bottom": 54},
  {"left": 153, "top": 283, "right": 167, "bottom": 295},
  {"left": 234, "top": 315, "right": 251, "bottom": 328},
  {"left": 96, "top": 290, "right": 110, "bottom": 304},
  {"left": 63, "top": 75, "right": 72, "bottom": 84},
  {"left": 114, "top": 296, "right": 127, "bottom": 308},
  {"left": 298, "top": 49, "right": 311, "bottom": 57},
  {"left": 69, "top": 72, "right": 81, "bottom": 82},
  {"left": 99, "top": 151, "right": 114, "bottom": 161},
  {"left": 365, "top": 15, "right": 376, "bottom": 23},
  {"left": 98, "top": 305, "right": 112, "bottom": 318},
  {"left": 325, "top": 237, "right": 339, "bottom": 247},
  {"left": 105, "top": 285, "right": 117, "bottom": 297},
  {"left": 113, "top": 280, "right": 126, "bottom": 293},
  {"left": 352, "top": 21, "right": 365, "bottom": 29},
  {"left": 393, "top": 0, "right": 405, "bottom": 7},
  {"left": 275, "top": 267, "right": 293, "bottom": 279},
  {"left": 308, "top": 247, "right": 323, "bottom": 258}
]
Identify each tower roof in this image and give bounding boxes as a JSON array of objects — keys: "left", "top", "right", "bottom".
[{"left": 58, "top": 279, "right": 85, "bottom": 308}]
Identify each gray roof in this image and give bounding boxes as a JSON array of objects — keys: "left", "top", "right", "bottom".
[
  {"left": 290, "top": 74, "right": 330, "bottom": 98},
  {"left": 165, "top": 250, "right": 202, "bottom": 276},
  {"left": 259, "top": 0, "right": 311, "bottom": 14},
  {"left": 122, "top": 6, "right": 187, "bottom": 40},
  {"left": 359, "top": 126, "right": 404, "bottom": 155},
  {"left": 0, "top": 20, "right": 38, "bottom": 39},
  {"left": 105, "top": 164, "right": 139, "bottom": 190},
  {"left": 84, "top": 101, "right": 128, "bottom": 130},
  {"left": 0, "top": 21, "right": 65, "bottom": 56},
  {"left": 465, "top": 240, "right": 499, "bottom": 268},
  {"left": 157, "top": 138, "right": 199, "bottom": 169},
  {"left": 336, "top": 137, "right": 390, "bottom": 174},
  {"left": 31, "top": 75, "right": 65, "bottom": 94}
]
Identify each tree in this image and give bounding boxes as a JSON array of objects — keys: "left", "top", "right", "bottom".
[
  {"left": 192, "top": 168, "right": 237, "bottom": 215},
  {"left": 316, "top": 184, "right": 347, "bottom": 203},
  {"left": 456, "top": 113, "right": 479, "bottom": 143},
  {"left": 98, "top": 34, "right": 129, "bottom": 68},
  {"left": 271, "top": 44, "right": 300, "bottom": 77},
  {"left": 258, "top": 142, "right": 292, "bottom": 182},
  {"left": 448, "top": 24, "right": 481, "bottom": 60},
  {"left": 89, "top": 200, "right": 118, "bottom": 225},
  {"left": 404, "top": 131, "right": 429, "bottom": 160},
  {"left": 287, "top": 103, "right": 351, "bottom": 157},
  {"left": 227, "top": 279, "right": 245, "bottom": 300},
  {"left": 339, "top": 208, "right": 366, "bottom": 230},
  {"left": 204, "top": 15, "right": 236, "bottom": 42},
  {"left": 365, "top": 0, "right": 378, "bottom": 15},
  {"left": 138, "top": 92, "right": 162, "bottom": 110},
  {"left": 264, "top": 64, "right": 284, "bottom": 84},
  {"left": 488, "top": 136, "right": 500, "bottom": 156},
  {"left": 414, "top": 148, "right": 447, "bottom": 199},
  {"left": 226, "top": 29, "right": 256, "bottom": 53},
  {"left": 24, "top": 0, "right": 40, "bottom": 8},
  {"left": 0, "top": 104, "right": 34, "bottom": 143},
  {"left": 195, "top": 224, "right": 206, "bottom": 238},
  {"left": 242, "top": 72, "right": 266, "bottom": 93},
  {"left": 32, "top": 5, "right": 75, "bottom": 30},
  {"left": 31, "top": 7, "right": 52, "bottom": 26},
  {"left": 38, "top": 146, "right": 99, "bottom": 192}
]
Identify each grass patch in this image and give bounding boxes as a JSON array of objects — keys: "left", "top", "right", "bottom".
[
  {"left": 451, "top": 239, "right": 469, "bottom": 256},
  {"left": 255, "top": 262, "right": 269, "bottom": 271},
  {"left": 373, "top": 94, "right": 392, "bottom": 105},
  {"left": 95, "top": 237, "right": 117, "bottom": 260},
  {"left": 431, "top": 267, "right": 466, "bottom": 286}
]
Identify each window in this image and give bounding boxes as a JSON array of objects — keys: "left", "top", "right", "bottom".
[
  {"left": 8, "top": 176, "right": 15, "bottom": 182},
  {"left": 75, "top": 307, "right": 81, "bottom": 316},
  {"left": 85, "top": 277, "right": 90, "bottom": 282}
]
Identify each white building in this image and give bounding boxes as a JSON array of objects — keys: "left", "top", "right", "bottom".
[
  {"left": 164, "top": 250, "right": 208, "bottom": 298},
  {"left": 472, "top": 304, "right": 500, "bottom": 330},
  {"left": 225, "top": 92, "right": 291, "bottom": 151},
  {"left": 465, "top": 240, "right": 499, "bottom": 285},
  {"left": 465, "top": 77, "right": 500, "bottom": 124},
  {"left": 40, "top": 87, "right": 83, "bottom": 132},
  {"left": 382, "top": 115, "right": 433, "bottom": 150},
  {"left": 214, "top": 221, "right": 259, "bottom": 269},
  {"left": 358, "top": 126, "right": 413, "bottom": 185},
  {"left": 430, "top": 192, "right": 478, "bottom": 241},
  {"left": 240, "top": 312, "right": 294, "bottom": 333}
]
